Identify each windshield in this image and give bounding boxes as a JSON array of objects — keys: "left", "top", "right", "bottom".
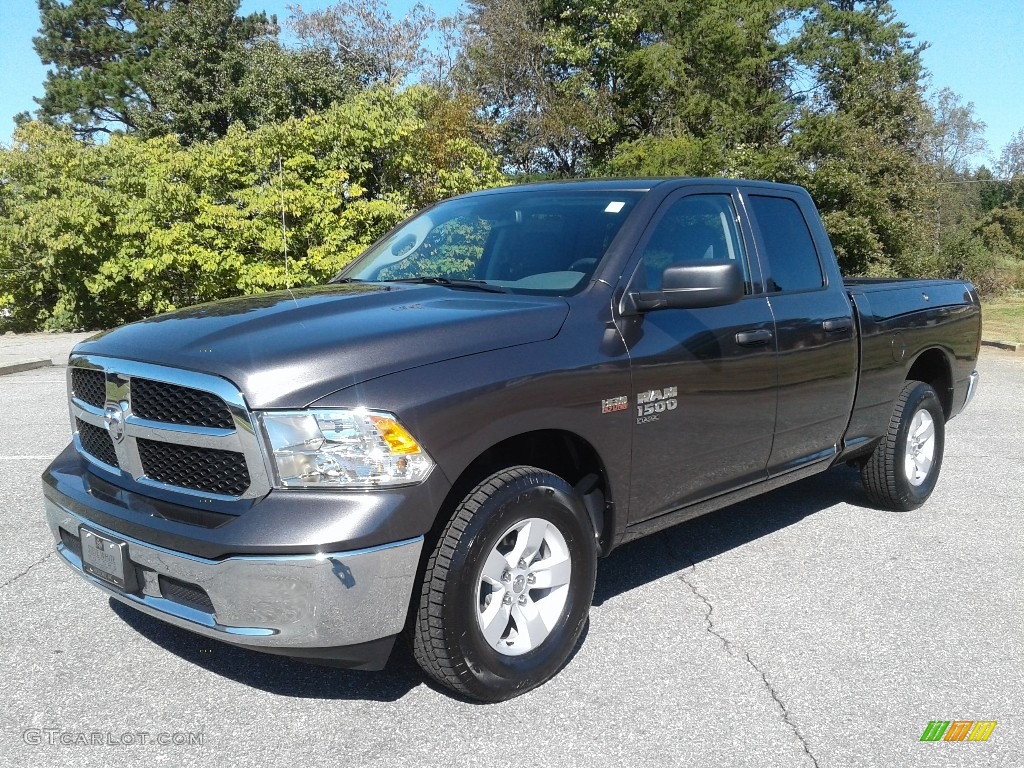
[{"left": 339, "top": 189, "right": 645, "bottom": 295}]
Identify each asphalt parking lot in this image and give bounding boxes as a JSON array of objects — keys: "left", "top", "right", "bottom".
[{"left": 2, "top": 349, "right": 1021, "bottom": 768}]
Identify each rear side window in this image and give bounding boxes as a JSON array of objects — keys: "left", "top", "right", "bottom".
[{"left": 748, "top": 195, "right": 824, "bottom": 292}]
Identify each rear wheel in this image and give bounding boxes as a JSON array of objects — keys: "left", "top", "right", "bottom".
[
  {"left": 412, "top": 466, "right": 597, "bottom": 702},
  {"left": 860, "top": 380, "right": 945, "bottom": 511}
]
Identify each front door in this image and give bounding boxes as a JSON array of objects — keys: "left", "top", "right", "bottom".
[{"left": 619, "top": 189, "right": 778, "bottom": 523}]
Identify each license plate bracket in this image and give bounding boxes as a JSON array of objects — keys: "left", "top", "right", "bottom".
[{"left": 79, "top": 527, "right": 136, "bottom": 591}]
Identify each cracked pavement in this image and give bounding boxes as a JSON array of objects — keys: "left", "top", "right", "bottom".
[
  {"left": 2, "top": 350, "right": 1022, "bottom": 767},
  {"left": 675, "top": 566, "right": 821, "bottom": 768},
  {"left": 1, "top": 551, "right": 54, "bottom": 591}
]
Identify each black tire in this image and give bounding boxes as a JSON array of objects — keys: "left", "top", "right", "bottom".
[
  {"left": 412, "top": 466, "right": 597, "bottom": 702},
  {"left": 860, "top": 380, "right": 946, "bottom": 511}
]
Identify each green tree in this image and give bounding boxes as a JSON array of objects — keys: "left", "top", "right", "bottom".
[
  {"left": 924, "top": 88, "right": 987, "bottom": 175},
  {"left": 607, "top": 0, "right": 793, "bottom": 151},
  {"left": 129, "top": 0, "right": 278, "bottom": 141},
  {"left": 916, "top": 89, "right": 988, "bottom": 262},
  {"left": 787, "top": 0, "right": 934, "bottom": 276},
  {"left": 34, "top": 0, "right": 162, "bottom": 138},
  {"left": 457, "top": 0, "right": 610, "bottom": 175},
  {"left": 997, "top": 128, "right": 1024, "bottom": 180},
  {"left": 232, "top": 41, "right": 359, "bottom": 129},
  {"left": 32, "top": 0, "right": 301, "bottom": 142},
  {"left": 968, "top": 129, "right": 1024, "bottom": 293},
  {"left": 0, "top": 88, "right": 504, "bottom": 331},
  {"left": 459, "top": 0, "right": 794, "bottom": 176},
  {"left": 973, "top": 132, "right": 1024, "bottom": 212},
  {"left": 0, "top": 121, "right": 121, "bottom": 328}
]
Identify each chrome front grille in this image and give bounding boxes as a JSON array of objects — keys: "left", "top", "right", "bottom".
[{"left": 67, "top": 355, "right": 270, "bottom": 501}]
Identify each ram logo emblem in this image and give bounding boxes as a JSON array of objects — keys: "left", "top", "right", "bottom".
[{"left": 103, "top": 402, "right": 126, "bottom": 444}]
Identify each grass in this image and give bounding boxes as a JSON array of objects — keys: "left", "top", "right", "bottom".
[{"left": 982, "top": 295, "right": 1024, "bottom": 342}]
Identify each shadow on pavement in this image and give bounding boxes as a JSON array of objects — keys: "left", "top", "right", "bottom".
[
  {"left": 593, "top": 463, "right": 867, "bottom": 605},
  {"left": 108, "top": 599, "right": 424, "bottom": 701},
  {"left": 109, "top": 464, "right": 867, "bottom": 699}
]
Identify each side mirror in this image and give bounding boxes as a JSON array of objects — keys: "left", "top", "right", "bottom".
[{"left": 625, "top": 261, "right": 745, "bottom": 313}]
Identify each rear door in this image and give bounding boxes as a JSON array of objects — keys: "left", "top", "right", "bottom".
[
  {"left": 619, "top": 186, "right": 778, "bottom": 523},
  {"left": 741, "top": 190, "right": 858, "bottom": 475}
]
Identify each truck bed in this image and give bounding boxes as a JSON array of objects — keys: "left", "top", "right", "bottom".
[{"left": 842, "top": 277, "right": 981, "bottom": 460}]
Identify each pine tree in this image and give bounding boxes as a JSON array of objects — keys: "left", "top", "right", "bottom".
[
  {"left": 34, "top": 0, "right": 163, "bottom": 138},
  {"left": 129, "top": 0, "right": 277, "bottom": 141},
  {"left": 33, "top": 0, "right": 279, "bottom": 141}
]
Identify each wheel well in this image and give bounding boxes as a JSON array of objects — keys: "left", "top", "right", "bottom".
[
  {"left": 439, "top": 430, "right": 612, "bottom": 551},
  {"left": 402, "top": 430, "right": 614, "bottom": 635},
  {"left": 906, "top": 348, "right": 953, "bottom": 417}
]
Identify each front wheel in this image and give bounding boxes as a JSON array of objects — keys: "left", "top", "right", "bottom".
[
  {"left": 412, "top": 466, "right": 597, "bottom": 701},
  {"left": 860, "top": 380, "right": 946, "bottom": 511}
]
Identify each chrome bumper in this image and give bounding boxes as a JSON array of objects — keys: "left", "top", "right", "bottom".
[{"left": 46, "top": 498, "right": 422, "bottom": 650}]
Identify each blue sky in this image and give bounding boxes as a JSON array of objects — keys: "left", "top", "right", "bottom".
[{"left": 2, "top": 0, "right": 1021, "bottom": 166}]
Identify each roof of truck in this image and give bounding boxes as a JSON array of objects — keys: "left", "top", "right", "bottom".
[{"left": 452, "top": 177, "right": 809, "bottom": 197}]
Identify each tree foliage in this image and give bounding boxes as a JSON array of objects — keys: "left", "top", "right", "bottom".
[
  {"left": 33, "top": 0, "right": 161, "bottom": 137},
  {"left": 6, "top": 0, "right": 1024, "bottom": 332},
  {"left": 290, "top": 0, "right": 445, "bottom": 86},
  {"left": 0, "top": 88, "right": 504, "bottom": 330},
  {"left": 784, "top": 0, "right": 934, "bottom": 276},
  {"left": 925, "top": 88, "right": 988, "bottom": 175},
  {"left": 459, "top": 0, "right": 794, "bottom": 176},
  {"left": 34, "top": 0, "right": 282, "bottom": 140},
  {"left": 32, "top": 0, "right": 355, "bottom": 143},
  {"left": 129, "top": 0, "right": 279, "bottom": 141},
  {"left": 457, "top": 0, "right": 600, "bottom": 175}
]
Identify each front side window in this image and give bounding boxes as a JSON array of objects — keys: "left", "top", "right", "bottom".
[
  {"left": 747, "top": 195, "right": 824, "bottom": 292},
  {"left": 637, "top": 194, "right": 752, "bottom": 294},
  {"left": 341, "top": 190, "right": 644, "bottom": 296}
]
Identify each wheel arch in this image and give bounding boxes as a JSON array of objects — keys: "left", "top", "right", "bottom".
[
  {"left": 906, "top": 347, "right": 954, "bottom": 417},
  {"left": 441, "top": 429, "right": 614, "bottom": 553}
]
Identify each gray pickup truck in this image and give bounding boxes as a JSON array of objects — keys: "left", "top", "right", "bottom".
[{"left": 43, "top": 178, "right": 981, "bottom": 701}]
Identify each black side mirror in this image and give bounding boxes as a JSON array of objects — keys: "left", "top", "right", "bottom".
[{"left": 625, "top": 261, "right": 745, "bottom": 313}]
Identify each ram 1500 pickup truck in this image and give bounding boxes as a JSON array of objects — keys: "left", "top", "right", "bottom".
[{"left": 43, "top": 178, "right": 981, "bottom": 701}]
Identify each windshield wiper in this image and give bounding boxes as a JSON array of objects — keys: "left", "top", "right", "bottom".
[
  {"left": 327, "top": 276, "right": 365, "bottom": 284},
  {"left": 389, "top": 276, "right": 508, "bottom": 293}
]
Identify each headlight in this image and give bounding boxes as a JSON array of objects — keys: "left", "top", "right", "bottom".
[{"left": 258, "top": 408, "right": 435, "bottom": 489}]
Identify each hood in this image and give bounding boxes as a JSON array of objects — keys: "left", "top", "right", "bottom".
[{"left": 75, "top": 284, "right": 569, "bottom": 408}]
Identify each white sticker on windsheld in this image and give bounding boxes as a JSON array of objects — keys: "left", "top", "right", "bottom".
[{"left": 604, "top": 201, "right": 625, "bottom": 213}]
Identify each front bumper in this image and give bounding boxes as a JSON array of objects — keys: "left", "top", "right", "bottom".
[{"left": 46, "top": 497, "right": 422, "bottom": 666}]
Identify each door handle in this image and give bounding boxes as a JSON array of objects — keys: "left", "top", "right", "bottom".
[
  {"left": 735, "top": 329, "right": 773, "bottom": 346},
  {"left": 822, "top": 317, "right": 853, "bottom": 333}
]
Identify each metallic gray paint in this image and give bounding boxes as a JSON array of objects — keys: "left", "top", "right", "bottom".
[{"left": 75, "top": 284, "right": 571, "bottom": 409}]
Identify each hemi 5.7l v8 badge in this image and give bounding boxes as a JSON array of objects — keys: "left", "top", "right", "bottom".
[{"left": 601, "top": 396, "right": 629, "bottom": 414}]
